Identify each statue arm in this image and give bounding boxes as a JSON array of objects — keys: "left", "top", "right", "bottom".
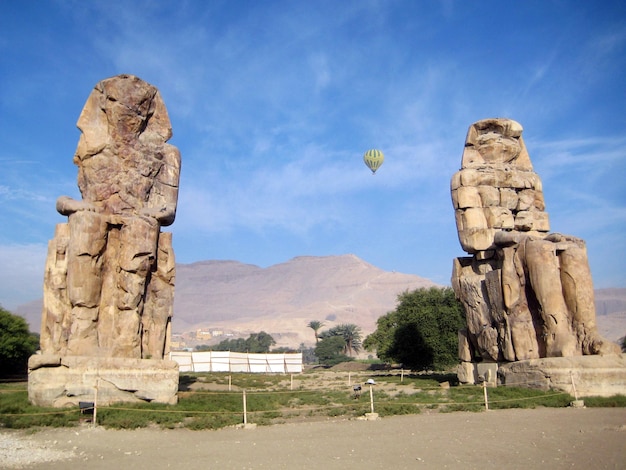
[
  {"left": 494, "top": 230, "right": 524, "bottom": 246},
  {"left": 56, "top": 196, "right": 96, "bottom": 216},
  {"left": 141, "top": 202, "right": 177, "bottom": 226},
  {"left": 142, "top": 146, "right": 180, "bottom": 226},
  {"left": 544, "top": 233, "right": 583, "bottom": 244}
]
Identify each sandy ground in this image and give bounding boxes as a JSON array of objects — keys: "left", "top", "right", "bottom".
[{"left": 2, "top": 407, "right": 624, "bottom": 470}]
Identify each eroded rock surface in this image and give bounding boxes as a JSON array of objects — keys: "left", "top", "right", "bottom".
[
  {"left": 451, "top": 118, "right": 619, "bottom": 380},
  {"left": 31, "top": 75, "right": 180, "bottom": 406},
  {"left": 39, "top": 74, "right": 180, "bottom": 360}
]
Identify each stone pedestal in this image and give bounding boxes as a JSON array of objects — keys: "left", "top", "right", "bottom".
[
  {"left": 457, "top": 361, "right": 498, "bottom": 386},
  {"left": 498, "top": 354, "right": 626, "bottom": 397},
  {"left": 28, "top": 354, "right": 179, "bottom": 407}
]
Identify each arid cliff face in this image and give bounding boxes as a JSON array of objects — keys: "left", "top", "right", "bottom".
[{"left": 173, "top": 254, "right": 437, "bottom": 348}]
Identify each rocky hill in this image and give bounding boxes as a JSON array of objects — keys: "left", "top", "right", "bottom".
[
  {"left": 14, "top": 255, "right": 626, "bottom": 350},
  {"left": 594, "top": 288, "right": 626, "bottom": 344},
  {"left": 172, "top": 254, "right": 437, "bottom": 348}
]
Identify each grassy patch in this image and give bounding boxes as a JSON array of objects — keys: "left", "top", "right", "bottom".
[
  {"left": 1, "top": 372, "right": 622, "bottom": 431},
  {"left": 581, "top": 394, "right": 626, "bottom": 407},
  {"left": 0, "top": 387, "right": 80, "bottom": 429}
]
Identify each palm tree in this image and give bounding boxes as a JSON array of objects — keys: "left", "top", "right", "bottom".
[
  {"left": 333, "top": 323, "right": 363, "bottom": 356},
  {"left": 307, "top": 320, "right": 325, "bottom": 344}
]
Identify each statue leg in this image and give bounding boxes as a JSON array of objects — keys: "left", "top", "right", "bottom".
[
  {"left": 65, "top": 211, "right": 108, "bottom": 356},
  {"left": 142, "top": 232, "right": 175, "bottom": 359},
  {"left": 500, "top": 246, "right": 541, "bottom": 360},
  {"left": 524, "top": 239, "right": 578, "bottom": 357},
  {"left": 40, "top": 223, "right": 71, "bottom": 355},
  {"left": 112, "top": 217, "right": 158, "bottom": 358},
  {"left": 558, "top": 240, "right": 620, "bottom": 355}
]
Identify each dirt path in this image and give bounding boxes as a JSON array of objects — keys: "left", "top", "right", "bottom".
[{"left": 3, "top": 407, "right": 624, "bottom": 469}]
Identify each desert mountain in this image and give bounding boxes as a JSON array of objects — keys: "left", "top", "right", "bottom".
[
  {"left": 14, "top": 256, "right": 626, "bottom": 350},
  {"left": 594, "top": 288, "right": 626, "bottom": 344},
  {"left": 172, "top": 254, "right": 437, "bottom": 348}
]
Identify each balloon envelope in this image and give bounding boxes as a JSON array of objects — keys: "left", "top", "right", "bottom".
[{"left": 363, "top": 149, "right": 384, "bottom": 174}]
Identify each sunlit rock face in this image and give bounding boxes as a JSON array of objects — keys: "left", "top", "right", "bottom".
[
  {"left": 451, "top": 118, "right": 619, "bottom": 376},
  {"left": 30, "top": 75, "right": 180, "bottom": 406}
]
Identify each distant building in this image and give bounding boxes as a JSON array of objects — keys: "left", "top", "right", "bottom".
[
  {"left": 170, "top": 334, "right": 187, "bottom": 350},
  {"left": 170, "top": 340, "right": 186, "bottom": 350},
  {"left": 196, "top": 329, "right": 212, "bottom": 340}
]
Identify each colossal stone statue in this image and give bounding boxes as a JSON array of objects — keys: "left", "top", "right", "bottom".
[
  {"left": 29, "top": 75, "right": 180, "bottom": 406},
  {"left": 40, "top": 74, "right": 180, "bottom": 360},
  {"left": 451, "top": 118, "right": 619, "bottom": 383}
]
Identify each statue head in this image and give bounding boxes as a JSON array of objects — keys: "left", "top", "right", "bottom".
[
  {"left": 461, "top": 118, "right": 533, "bottom": 170},
  {"left": 74, "top": 74, "right": 173, "bottom": 162}
]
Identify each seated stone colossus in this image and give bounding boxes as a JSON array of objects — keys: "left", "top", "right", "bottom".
[
  {"left": 39, "top": 74, "right": 180, "bottom": 360},
  {"left": 450, "top": 118, "right": 619, "bottom": 375}
]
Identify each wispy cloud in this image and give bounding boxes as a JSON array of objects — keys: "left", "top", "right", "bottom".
[{"left": 1, "top": 0, "right": 625, "bottom": 311}]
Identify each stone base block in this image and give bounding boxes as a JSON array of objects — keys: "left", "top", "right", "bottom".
[
  {"left": 28, "top": 354, "right": 179, "bottom": 407},
  {"left": 498, "top": 354, "right": 626, "bottom": 397},
  {"left": 457, "top": 361, "right": 498, "bottom": 386}
]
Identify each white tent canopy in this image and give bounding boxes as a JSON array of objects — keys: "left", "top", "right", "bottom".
[{"left": 169, "top": 351, "right": 303, "bottom": 373}]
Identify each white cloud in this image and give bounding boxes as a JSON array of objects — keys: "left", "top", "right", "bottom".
[{"left": 2, "top": 0, "right": 625, "bottom": 310}]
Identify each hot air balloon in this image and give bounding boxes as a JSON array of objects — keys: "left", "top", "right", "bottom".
[{"left": 363, "top": 149, "right": 384, "bottom": 174}]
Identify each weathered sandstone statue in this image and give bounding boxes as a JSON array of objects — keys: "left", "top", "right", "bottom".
[
  {"left": 450, "top": 118, "right": 620, "bottom": 386},
  {"left": 29, "top": 75, "right": 180, "bottom": 406}
]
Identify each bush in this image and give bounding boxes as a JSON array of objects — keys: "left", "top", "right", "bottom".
[
  {"left": 364, "top": 287, "right": 465, "bottom": 370},
  {"left": 0, "top": 307, "right": 39, "bottom": 377},
  {"left": 314, "top": 336, "right": 353, "bottom": 366}
]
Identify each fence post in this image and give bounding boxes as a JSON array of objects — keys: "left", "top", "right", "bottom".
[
  {"left": 570, "top": 370, "right": 579, "bottom": 400},
  {"left": 93, "top": 378, "right": 99, "bottom": 427},
  {"left": 483, "top": 380, "right": 489, "bottom": 411},
  {"left": 243, "top": 389, "right": 247, "bottom": 425},
  {"left": 569, "top": 370, "right": 585, "bottom": 408}
]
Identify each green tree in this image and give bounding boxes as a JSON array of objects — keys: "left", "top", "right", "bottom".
[
  {"left": 0, "top": 306, "right": 39, "bottom": 377},
  {"left": 214, "top": 337, "right": 247, "bottom": 352},
  {"left": 307, "top": 320, "right": 325, "bottom": 343},
  {"left": 321, "top": 324, "right": 363, "bottom": 356},
  {"left": 314, "top": 335, "right": 353, "bottom": 366},
  {"left": 245, "top": 331, "right": 276, "bottom": 353},
  {"left": 363, "top": 287, "right": 465, "bottom": 370},
  {"left": 213, "top": 332, "right": 276, "bottom": 353}
]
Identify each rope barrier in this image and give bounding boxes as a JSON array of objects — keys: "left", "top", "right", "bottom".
[
  {"left": 0, "top": 408, "right": 77, "bottom": 417},
  {"left": 0, "top": 389, "right": 571, "bottom": 419},
  {"left": 104, "top": 406, "right": 239, "bottom": 415},
  {"left": 0, "top": 372, "right": 578, "bottom": 424}
]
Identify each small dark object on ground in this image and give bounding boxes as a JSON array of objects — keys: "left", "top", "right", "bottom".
[{"left": 79, "top": 402, "right": 94, "bottom": 415}]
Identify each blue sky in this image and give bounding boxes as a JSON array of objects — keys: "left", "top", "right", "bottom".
[{"left": 1, "top": 0, "right": 625, "bottom": 310}]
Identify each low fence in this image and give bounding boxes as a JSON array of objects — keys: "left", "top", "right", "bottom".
[
  {"left": 169, "top": 351, "right": 303, "bottom": 374},
  {"left": 1, "top": 374, "right": 577, "bottom": 430}
]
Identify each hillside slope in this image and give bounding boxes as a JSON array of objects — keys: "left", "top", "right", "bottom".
[
  {"left": 173, "top": 254, "right": 437, "bottom": 347},
  {"left": 14, "top": 257, "right": 626, "bottom": 350}
]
